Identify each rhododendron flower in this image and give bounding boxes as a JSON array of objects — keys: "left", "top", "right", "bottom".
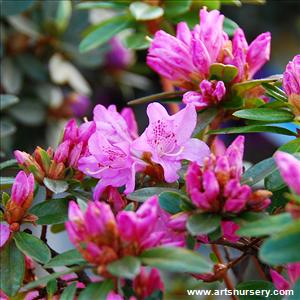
[
  {"left": 283, "top": 55, "right": 300, "bottom": 116},
  {"left": 271, "top": 263, "right": 300, "bottom": 290},
  {"left": 132, "top": 103, "right": 210, "bottom": 182},
  {"left": 186, "top": 136, "right": 271, "bottom": 213},
  {"left": 147, "top": 8, "right": 226, "bottom": 88},
  {"left": 66, "top": 93, "right": 91, "bottom": 118},
  {"left": 227, "top": 28, "right": 271, "bottom": 81},
  {"left": 0, "top": 223, "right": 10, "bottom": 247},
  {"left": 66, "top": 196, "right": 167, "bottom": 274},
  {"left": 221, "top": 221, "right": 240, "bottom": 243},
  {"left": 183, "top": 80, "right": 226, "bottom": 110},
  {"left": 4, "top": 171, "right": 35, "bottom": 225}
]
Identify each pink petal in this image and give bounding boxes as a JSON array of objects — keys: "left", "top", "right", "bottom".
[{"left": 0, "top": 223, "right": 10, "bottom": 247}]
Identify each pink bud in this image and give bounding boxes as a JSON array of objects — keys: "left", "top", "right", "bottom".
[
  {"left": 221, "top": 221, "right": 240, "bottom": 243},
  {"left": 270, "top": 269, "right": 291, "bottom": 290},
  {"left": 14, "top": 150, "right": 30, "bottom": 164},
  {"left": 0, "top": 223, "right": 10, "bottom": 247},
  {"left": 54, "top": 140, "right": 70, "bottom": 163},
  {"left": 11, "top": 171, "right": 34, "bottom": 206},
  {"left": 63, "top": 119, "right": 78, "bottom": 142},
  {"left": 283, "top": 55, "right": 300, "bottom": 96}
]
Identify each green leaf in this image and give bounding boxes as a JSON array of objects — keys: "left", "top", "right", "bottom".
[
  {"left": 223, "top": 17, "right": 239, "bottom": 36},
  {"left": 237, "top": 213, "right": 293, "bottom": 237},
  {"left": 236, "top": 280, "right": 280, "bottom": 300},
  {"left": 123, "top": 32, "right": 150, "bottom": 50},
  {"left": 209, "top": 63, "right": 238, "bottom": 82},
  {"left": 79, "top": 16, "right": 132, "bottom": 53},
  {"left": 55, "top": 0, "right": 72, "bottom": 32},
  {"left": 43, "top": 178, "right": 69, "bottom": 194},
  {"left": 158, "top": 191, "right": 183, "bottom": 214},
  {"left": 164, "top": 0, "right": 192, "bottom": 17},
  {"left": 23, "top": 266, "right": 83, "bottom": 290},
  {"left": 232, "top": 77, "right": 281, "bottom": 94},
  {"left": 187, "top": 213, "right": 221, "bottom": 235},
  {"left": 289, "top": 279, "right": 300, "bottom": 300},
  {"left": 107, "top": 256, "right": 141, "bottom": 279},
  {"left": 0, "top": 119, "right": 17, "bottom": 138},
  {"left": 127, "top": 187, "right": 179, "bottom": 202},
  {"left": 0, "top": 159, "right": 17, "bottom": 171},
  {"left": 262, "top": 82, "right": 288, "bottom": 102},
  {"left": 242, "top": 157, "right": 276, "bottom": 185},
  {"left": 14, "top": 232, "right": 51, "bottom": 264},
  {"left": 45, "top": 249, "right": 86, "bottom": 268},
  {"left": 29, "top": 198, "right": 70, "bottom": 225},
  {"left": 0, "top": 240, "right": 25, "bottom": 296},
  {"left": 259, "top": 220, "right": 300, "bottom": 265},
  {"left": 60, "top": 282, "right": 77, "bottom": 300},
  {"left": 208, "top": 125, "right": 297, "bottom": 136},
  {"left": 0, "top": 177, "right": 15, "bottom": 189},
  {"left": 233, "top": 108, "right": 294, "bottom": 123},
  {"left": 1, "top": 0, "right": 36, "bottom": 16},
  {"left": 129, "top": 2, "right": 164, "bottom": 21},
  {"left": 76, "top": 1, "right": 127, "bottom": 10},
  {"left": 140, "top": 247, "right": 213, "bottom": 274},
  {"left": 0, "top": 94, "right": 19, "bottom": 111},
  {"left": 46, "top": 279, "right": 57, "bottom": 296},
  {"left": 193, "top": 108, "right": 218, "bottom": 137},
  {"left": 78, "top": 280, "right": 114, "bottom": 300},
  {"left": 221, "top": 96, "right": 244, "bottom": 109}
]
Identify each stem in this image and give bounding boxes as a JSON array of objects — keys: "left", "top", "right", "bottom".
[{"left": 40, "top": 225, "right": 47, "bottom": 243}]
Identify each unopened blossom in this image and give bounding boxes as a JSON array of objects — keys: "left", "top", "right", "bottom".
[
  {"left": 133, "top": 267, "right": 164, "bottom": 299},
  {"left": 283, "top": 55, "right": 300, "bottom": 116},
  {"left": 227, "top": 28, "right": 271, "bottom": 82},
  {"left": 0, "top": 223, "right": 10, "bottom": 247},
  {"left": 186, "top": 136, "right": 271, "bottom": 213},
  {"left": 132, "top": 102, "right": 210, "bottom": 183},
  {"left": 68, "top": 93, "right": 91, "bottom": 118},
  {"left": 183, "top": 80, "right": 226, "bottom": 110},
  {"left": 221, "top": 221, "right": 240, "bottom": 243},
  {"left": 271, "top": 263, "right": 300, "bottom": 290},
  {"left": 4, "top": 171, "right": 35, "bottom": 225},
  {"left": 66, "top": 196, "right": 166, "bottom": 275},
  {"left": 147, "top": 8, "right": 226, "bottom": 89}
]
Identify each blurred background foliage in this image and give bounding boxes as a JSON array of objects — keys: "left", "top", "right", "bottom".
[{"left": 0, "top": 0, "right": 299, "bottom": 160}]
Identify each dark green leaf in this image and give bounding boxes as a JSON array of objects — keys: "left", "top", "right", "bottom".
[
  {"left": 259, "top": 220, "right": 300, "bottom": 265},
  {"left": 221, "top": 96, "right": 244, "bottom": 109},
  {"left": 23, "top": 266, "right": 83, "bottom": 290},
  {"left": 193, "top": 108, "right": 218, "bottom": 137},
  {"left": 107, "top": 256, "right": 141, "bottom": 279},
  {"left": 233, "top": 108, "right": 294, "bottom": 123},
  {"left": 0, "top": 94, "right": 19, "bottom": 111},
  {"left": 129, "top": 2, "right": 164, "bottom": 21},
  {"left": 232, "top": 77, "right": 280, "bottom": 94},
  {"left": 158, "top": 191, "right": 184, "bottom": 214},
  {"left": 223, "top": 17, "right": 239, "bottom": 36},
  {"left": 46, "top": 279, "right": 57, "bottom": 296},
  {"left": 187, "top": 213, "right": 221, "bottom": 235},
  {"left": 289, "top": 279, "right": 300, "bottom": 300},
  {"left": 0, "top": 119, "right": 16, "bottom": 138},
  {"left": 127, "top": 187, "right": 179, "bottom": 202},
  {"left": 208, "top": 125, "right": 297, "bottom": 136},
  {"left": 236, "top": 281, "right": 280, "bottom": 300},
  {"left": 237, "top": 213, "right": 293, "bottom": 237},
  {"left": 140, "top": 247, "right": 213, "bottom": 274},
  {"left": 45, "top": 249, "right": 86, "bottom": 268},
  {"left": 76, "top": 1, "right": 127, "bottom": 10},
  {"left": 123, "top": 33, "right": 150, "bottom": 50},
  {"left": 1, "top": 0, "right": 36, "bottom": 16},
  {"left": 209, "top": 63, "right": 238, "bottom": 82},
  {"left": 262, "top": 82, "right": 288, "bottom": 102},
  {"left": 0, "top": 240, "right": 25, "bottom": 296},
  {"left": 78, "top": 280, "right": 114, "bottom": 300},
  {"left": 29, "top": 198, "right": 70, "bottom": 225},
  {"left": 0, "top": 159, "right": 17, "bottom": 171},
  {"left": 79, "top": 16, "right": 132, "bottom": 53},
  {"left": 43, "top": 178, "right": 69, "bottom": 194},
  {"left": 14, "top": 232, "right": 51, "bottom": 264},
  {"left": 164, "top": 0, "right": 192, "bottom": 17},
  {"left": 60, "top": 282, "right": 77, "bottom": 300}
]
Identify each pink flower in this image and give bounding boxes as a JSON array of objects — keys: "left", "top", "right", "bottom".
[
  {"left": 121, "top": 107, "right": 139, "bottom": 140},
  {"left": 132, "top": 103, "right": 210, "bottom": 182},
  {"left": 283, "top": 55, "right": 300, "bottom": 96},
  {"left": 0, "top": 223, "right": 10, "bottom": 247},
  {"left": 221, "top": 221, "right": 240, "bottom": 243},
  {"left": 274, "top": 151, "right": 300, "bottom": 195},
  {"left": 133, "top": 267, "right": 164, "bottom": 299},
  {"left": 229, "top": 28, "right": 271, "bottom": 81},
  {"left": 271, "top": 263, "right": 300, "bottom": 290},
  {"left": 11, "top": 171, "right": 34, "bottom": 206},
  {"left": 186, "top": 136, "right": 271, "bottom": 213},
  {"left": 147, "top": 8, "right": 226, "bottom": 88},
  {"left": 68, "top": 93, "right": 91, "bottom": 118},
  {"left": 183, "top": 80, "right": 226, "bottom": 110}
]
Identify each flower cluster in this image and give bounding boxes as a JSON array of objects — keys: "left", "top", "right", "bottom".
[
  {"left": 78, "top": 103, "right": 209, "bottom": 199},
  {"left": 66, "top": 196, "right": 166, "bottom": 274},
  {"left": 186, "top": 136, "right": 271, "bottom": 213},
  {"left": 147, "top": 8, "right": 271, "bottom": 109},
  {"left": 14, "top": 119, "right": 95, "bottom": 183}
]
